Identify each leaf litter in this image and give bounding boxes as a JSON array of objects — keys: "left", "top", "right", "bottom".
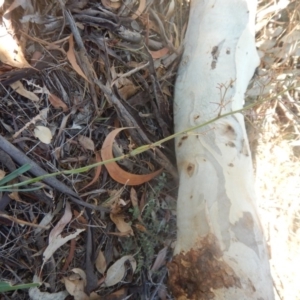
[
  {"left": 0, "top": 0, "right": 186, "bottom": 298},
  {"left": 1, "top": 0, "right": 298, "bottom": 299}
]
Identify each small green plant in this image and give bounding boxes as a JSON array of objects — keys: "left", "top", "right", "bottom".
[
  {"left": 0, "top": 281, "right": 40, "bottom": 293},
  {"left": 0, "top": 164, "right": 42, "bottom": 192}
]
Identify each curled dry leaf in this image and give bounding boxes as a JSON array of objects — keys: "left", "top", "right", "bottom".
[
  {"left": 101, "top": 128, "right": 162, "bottom": 185},
  {"left": 78, "top": 135, "right": 95, "bottom": 151},
  {"left": 49, "top": 202, "right": 72, "bottom": 243},
  {"left": 63, "top": 270, "right": 88, "bottom": 300},
  {"left": 67, "top": 34, "right": 89, "bottom": 82},
  {"left": 49, "top": 93, "right": 68, "bottom": 112},
  {"left": 34, "top": 126, "right": 52, "bottom": 144},
  {"left": 10, "top": 81, "right": 39, "bottom": 102},
  {"left": 110, "top": 213, "right": 134, "bottom": 236},
  {"left": 43, "top": 202, "right": 85, "bottom": 265},
  {"left": 43, "top": 228, "right": 85, "bottom": 265},
  {"left": 131, "top": 0, "right": 146, "bottom": 20},
  {"left": 71, "top": 268, "right": 87, "bottom": 286},
  {"left": 101, "top": 0, "right": 121, "bottom": 9},
  {"left": 104, "top": 255, "right": 136, "bottom": 287}
]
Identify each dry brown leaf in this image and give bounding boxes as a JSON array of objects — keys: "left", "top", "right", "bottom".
[
  {"left": 8, "top": 191, "right": 22, "bottom": 202},
  {"left": 118, "top": 81, "right": 139, "bottom": 100},
  {"left": 110, "top": 213, "right": 134, "bottom": 236},
  {"left": 104, "top": 255, "right": 136, "bottom": 287},
  {"left": 72, "top": 268, "right": 87, "bottom": 286},
  {"left": 101, "top": 0, "right": 121, "bottom": 9},
  {"left": 49, "top": 93, "right": 68, "bottom": 112},
  {"left": 101, "top": 128, "right": 162, "bottom": 185},
  {"left": 34, "top": 126, "right": 52, "bottom": 144},
  {"left": 89, "top": 292, "right": 102, "bottom": 300},
  {"left": 49, "top": 202, "right": 72, "bottom": 242},
  {"left": 0, "top": 15, "right": 31, "bottom": 68},
  {"left": 30, "top": 50, "right": 43, "bottom": 64},
  {"left": 73, "top": 209, "right": 88, "bottom": 225},
  {"left": 13, "top": 108, "right": 49, "bottom": 139},
  {"left": 43, "top": 202, "right": 85, "bottom": 265},
  {"left": 134, "top": 223, "right": 147, "bottom": 232},
  {"left": 150, "top": 246, "right": 167, "bottom": 273},
  {"left": 67, "top": 34, "right": 89, "bottom": 82},
  {"left": 78, "top": 135, "right": 95, "bottom": 151},
  {"left": 43, "top": 228, "right": 85, "bottom": 265},
  {"left": 165, "top": 0, "right": 175, "bottom": 20},
  {"left": 80, "top": 151, "right": 102, "bottom": 191},
  {"left": 95, "top": 250, "right": 107, "bottom": 274},
  {"left": 150, "top": 47, "right": 169, "bottom": 59},
  {"left": 63, "top": 269, "right": 89, "bottom": 300},
  {"left": 0, "top": 169, "right": 6, "bottom": 180},
  {"left": 10, "top": 81, "right": 39, "bottom": 102},
  {"left": 130, "top": 188, "right": 138, "bottom": 208},
  {"left": 131, "top": 0, "right": 146, "bottom": 20}
]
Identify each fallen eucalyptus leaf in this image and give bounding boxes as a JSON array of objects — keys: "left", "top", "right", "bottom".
[
  {"left": 34, "top": 126, "right": 52, "bottom": 144},
  {"left": 104, "top": 255, "right": 136, "bottom": 287},
  {"left": 101, "top": 128, "right": 162, "bottom": 185}
]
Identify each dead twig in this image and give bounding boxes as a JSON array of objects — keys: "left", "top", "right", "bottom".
[{"left": 0, "top": 134, "right": 109, "bottom": 212}]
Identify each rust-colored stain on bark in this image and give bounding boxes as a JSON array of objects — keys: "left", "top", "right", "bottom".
[
  {"left": 178, "top": 135, "right": 189, "bottom": 148},
  {"left": 168, "top": 234, "right": 241, "bottom": 300},
  {"left": 186, "top": 163, "right": 195, "bottom": 177}
]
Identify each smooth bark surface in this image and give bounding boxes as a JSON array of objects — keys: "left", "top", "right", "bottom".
[{"left": 168, "top": 0, "right": 274, "bottom": 299}]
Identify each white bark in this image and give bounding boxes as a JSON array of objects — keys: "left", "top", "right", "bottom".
[{"left": 168, "top": 1, "right": 274, "bottom": 299}]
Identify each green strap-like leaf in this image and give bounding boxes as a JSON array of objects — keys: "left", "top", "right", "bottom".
[
  {"left": 0, "top": 164, "right": 31, "bottom": 186},
  {"left": 0, "top": 281, "right": 40, "bottom": 292}
]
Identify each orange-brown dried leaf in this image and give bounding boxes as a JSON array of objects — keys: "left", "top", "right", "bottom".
[
  {"left": 78, "top": 135, "right": 95, "bottom": 151},
  {"left": 101, "top": 0, "right": 121, "bottom": 9},
  {"left": 67, "top": 34, "right": 89, "bottom": 82},
  {"left": 150, "top": 47, "right": 169, "bottom": 59},
  {"left": 131, "top": 0, "right": 146, "bottom": 20},
  {"left": 101, "top": 128, "right": 162, "bottom": 185},
  {"left": 49, "top": 93, "right": 68, "bottom": 112},
  {"left": 110, "top": 213, "right": 134, "bottom": 236}
]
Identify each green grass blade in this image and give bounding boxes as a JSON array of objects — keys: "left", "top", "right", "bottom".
[
  {"left": 0, "top": 164, "right": 31, "bottom": 186},
  {"left": 0, "top": 281, "right": 40, "bottom": 292},
  {"left": 0, "top": 186, "right": 43, "bottom": 193}
]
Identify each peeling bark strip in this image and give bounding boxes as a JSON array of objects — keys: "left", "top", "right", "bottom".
[{"left": 169, "top": 0, "right": 274, "bottom": 299}]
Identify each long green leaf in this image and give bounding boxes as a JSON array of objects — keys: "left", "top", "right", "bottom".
[
  {"left": 0, "top": 281, "right": 40, "bottom": 292},
  {"left": 0, "top": 186, "right": 43, "bottom": 193},
  {"left": 0, "top": 164, "right": 31, "bottom": 186}
]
